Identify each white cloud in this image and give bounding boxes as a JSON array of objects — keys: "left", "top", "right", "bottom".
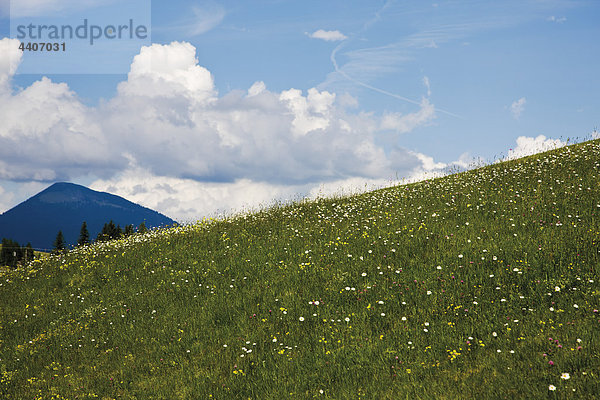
[
  {"left": 504, "top": 135, "right": 566, "bottom": 161},
  {"left": 309, "top": 29, "right": 348, "bottom": 42},
  {"left": 0, "top": 76, "right": 117, "bottom": 181},
  {"left": 423, "top": 76, "right": 431, "bottom": 97},
  {"left": 117, "top": 41, "right": 216, "bottom": 103},
  {"left": 380, "top": 98, "right": 436, "bottom": 133},
  {"left": 510, "top": 97, "right": 526, "bottom": 119},
  {"left": 187, "top": 3, "right": 226, "bottom": 36},
  {"left": 247, "top": 81, "right": 266, "bottom": 97},
  {"left": 547, "top": 16, "right": 566, "bottom": 23},
  {"left": 0, "top": 40, "right": 453, "bottom": 219},
  {"left": 279, "top": 88, "right": 336, "bottom": 136},
  {"left": 0, "top": 38, "right": 22, "bottom": 88},
  {"left": 89, "top": 169, "right": 306, "bottom": 222}
]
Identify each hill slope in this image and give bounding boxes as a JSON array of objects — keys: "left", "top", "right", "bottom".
[
  {"left": 1, "top": 140, "right": 599, "bottom": 399},
  {"left": 0, "top": 182, "right": 176, "bottom": 249}
]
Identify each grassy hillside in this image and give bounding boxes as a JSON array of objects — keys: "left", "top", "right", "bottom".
[{"left": 1, "top": 140, "right": 599, "bottom": 399}]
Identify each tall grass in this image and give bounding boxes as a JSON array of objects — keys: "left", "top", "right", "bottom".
[{"left": 1, "top": 139, "right": 600, "bottom": 399}]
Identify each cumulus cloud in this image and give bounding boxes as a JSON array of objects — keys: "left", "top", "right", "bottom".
[
  {"left": 0, "top": 38, "right": 22, "bottom": 88},
  {"left": 247, "top": 81, "right": 266, "bottom": 97},
  {"left": 380, "top": 98, "right": 436, "bottom": 133},
  {"left": 510, "top": 97, "right": 526, "bottom": 119},
  {"left": 504, "top": 135, "right": 565, "bottom": 160},
  {"left": 117, "top": 41, "right": 216, "bottom": 102},
  {"left": 308, "top": 29, "right": 348, "bottom": 41},
  {"left": 0, "top": 76, "right": 118, "bottom": 181},
  {"left": 0, "top": 40, "right": 452, "bottom": 219}
]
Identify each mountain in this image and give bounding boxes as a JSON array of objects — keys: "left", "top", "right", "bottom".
[{"left": 0, "top": 182, "right": 176, "bottom": 250}]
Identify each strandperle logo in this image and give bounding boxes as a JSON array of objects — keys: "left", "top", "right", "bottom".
[{"left": 15, "top": 19, "right": 149, "bottom": 45}]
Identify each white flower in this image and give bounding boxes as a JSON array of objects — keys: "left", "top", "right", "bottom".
[
  {"left": 561, "top": 373, "right": 570, "bottom": 380},
  {"left": 548, "top": 385, "right": 556, "bottom": 391},
  {"left": 314, "top": 301, "right": 320, "bottom": 305},
  {"left": 401, "top": 316, "right": 407, "bottom": 321},
  {"left": 378, "top": 300, "right": 384, "bottom": 304},
  {"left": 299, "top": 317, "right": 304, "bottom": 321},
  {"left": 362, "top": 272, "right": 367, "bottom": 277},
  {"left": 492, "top": 332, "right": 497, "bottom": 337},
  {"left": 458, "top": 254, "right": 463, "bottom": 258},
  {"left": 424, "top": 322, "right": 429, "bottom": 326},
  {"left": 436, "top": 266, "right": 442, "bottom": 270},
  {"left": 381, "top": 313, "right": 386, "bottom": 316},
  {"left": 427, "top": 291, "right": 432, "bottom": 295},
  {"left": 573, "top": 304, "right": 579, "bottom": 309},
  {"left": 345, "top": 317, "right": 350, "bottom": 322},
  {"left": 555, "top": 286, "right": 561, "bottom": 292}
]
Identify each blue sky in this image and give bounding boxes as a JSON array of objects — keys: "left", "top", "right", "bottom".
[{"left": 0, "top": 0, "right": 598, "bottom": 221}]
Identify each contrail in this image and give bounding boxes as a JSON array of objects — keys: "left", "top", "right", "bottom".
[{"left": 330, "top": 1, "right": 463, "bottom": 119}]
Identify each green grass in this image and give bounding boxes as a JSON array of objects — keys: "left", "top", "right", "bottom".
[{"left": 1, "top": 140, "right": 600, "bottom": 399}]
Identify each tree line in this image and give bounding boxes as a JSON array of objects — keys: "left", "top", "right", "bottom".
[
  {"left": 0, "top": 239, "right": 34, "bottom": 269},
  {"left": 53, "top": 220, "right": 148, "bottom": 252},
  {"left": 1, "top": 220, "right": 148, "bottom": 268}
]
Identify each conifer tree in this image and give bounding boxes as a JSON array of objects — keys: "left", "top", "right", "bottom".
[
  {"left": 78, "top": 222, "right": 90, "bottom": 246},
  {"left": 124, "top": 224, "right": 134, "bottom": 236},
  {"left": 53, "top": 231, "right": 66, "bottom": 252},
  {"left": 138, "top": 222, "right": 147, "bottom": 234},
  {"left": 25, "top": 243, "right": 34, "bottom": 262}
]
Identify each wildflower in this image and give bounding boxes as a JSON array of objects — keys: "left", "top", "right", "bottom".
[
  {"left": 555, "top": 286, "right": 560, "bottom": 292},
  {"left": 561, "top": 373, "right": 570, "bottom": 380},
  {"left": 549, "top": 385, "right": 556, "bottom": 391},
  {"left": 299, "top": 317, "right": 304, "bottom": 321}
]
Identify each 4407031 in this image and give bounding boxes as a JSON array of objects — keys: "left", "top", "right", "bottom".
[{"left": 19, "top": 42, "right": 66, "bottom": 51}]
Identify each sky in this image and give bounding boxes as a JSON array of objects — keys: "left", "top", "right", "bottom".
[{"left": 0, "top": 0, "right": 598, "bottom": 222}]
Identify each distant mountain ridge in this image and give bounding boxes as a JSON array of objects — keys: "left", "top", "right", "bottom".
[{"left": 0, "top": 182, "right": 176, "bottom": 250}]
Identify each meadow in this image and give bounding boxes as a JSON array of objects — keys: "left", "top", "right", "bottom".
[{"left": 1, "top": 139, "right": 599, "bottom": 399}]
